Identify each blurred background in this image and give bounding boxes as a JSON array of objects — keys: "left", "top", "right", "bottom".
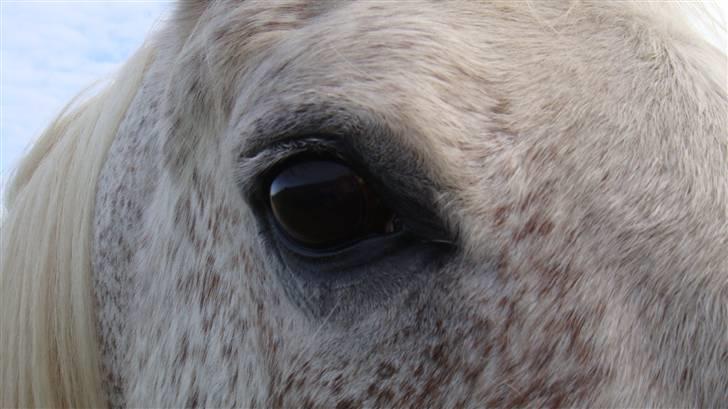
[{"left": 0, "top": 1, "right": 726, "bottom": 212}]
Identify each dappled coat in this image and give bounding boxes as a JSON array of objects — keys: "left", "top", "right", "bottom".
[{"left": 1, "top": 1, "right": 727, "bottom": 408}]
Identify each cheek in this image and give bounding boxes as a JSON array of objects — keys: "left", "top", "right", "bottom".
[
  {"left": 262, "top": 264, "right": 490, "bottom": 408},
  {"left": 264, "top": 258, "right": 609, "bottom": 408},
  {"left": 457, "top": 262, "right": 611, "bottom": 406}
]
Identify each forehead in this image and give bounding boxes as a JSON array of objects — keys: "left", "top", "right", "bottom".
[
  {"left": 195, "top": 1, "right": 542, "bottom": 161},
  {"left": 200, "top": 0, "right": 583, "bottom": 87},
  {"left": 168, "top": 0, "right": 634, "bottom": 190},
  {"left": 193, "top": 0, "right": 613, "bottom": 131}
]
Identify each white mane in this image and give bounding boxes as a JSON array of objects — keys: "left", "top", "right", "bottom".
[
  {"left": 0, "top": 1, "right": 725, "bottom": 407},
  {"left": 1, "top": 45, "right": 154, "bottom": 408}
]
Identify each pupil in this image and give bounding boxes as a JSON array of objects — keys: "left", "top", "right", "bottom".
[{"left": 270, "top": 160, "right": 374, "bottom": 249}]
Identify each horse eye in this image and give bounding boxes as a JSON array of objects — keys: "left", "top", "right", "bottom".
[{"left": 269, "top": 159, "right": 398, "bottom": 250}]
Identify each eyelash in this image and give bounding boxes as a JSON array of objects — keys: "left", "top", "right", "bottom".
[{"left": 240, "top": 136, "right": 343, "bottom": 175}]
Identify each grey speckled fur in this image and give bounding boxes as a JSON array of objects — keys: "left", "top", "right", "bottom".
[{"left": 93, "top": 1, "right": 727, "bottom": 408}]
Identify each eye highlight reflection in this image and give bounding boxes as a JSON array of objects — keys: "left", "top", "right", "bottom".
[{"left": 269, "top": 159, "right": 398, "bottom": 251}]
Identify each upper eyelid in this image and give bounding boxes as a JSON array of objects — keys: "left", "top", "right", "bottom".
[
  {"left": 234, "top": 101, "right": 366, "bottom": 160},
  {"left": 232, "top": 103, "right": 445, "bottom": 217},
  {"left": 234, "top": 137, "right": 345, "bottom": 197}
]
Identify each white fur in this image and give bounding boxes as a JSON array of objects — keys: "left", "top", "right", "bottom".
[{"left": 1, "top": 1, "right": 726, "bottom": 407}]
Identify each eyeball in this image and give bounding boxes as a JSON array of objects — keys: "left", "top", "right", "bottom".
[{"left": 269, "top": 159, "right": 398, "bottom": 250}]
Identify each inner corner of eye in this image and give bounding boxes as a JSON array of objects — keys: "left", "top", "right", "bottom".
[{"left": 267, "top": 158, "right": 397, "bottom": 250}]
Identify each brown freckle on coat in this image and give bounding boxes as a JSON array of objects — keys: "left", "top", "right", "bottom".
[
  {"left": 428, "top": 343, "right": 449, "bottom": 367},
  {"left": 399, "top": 383, "right": 416, "bottom": 401},
  {"left": 519, "top": 180, "right": 555, "bottom": 213},
  {"left": 491, "top": 98, "right": 511, "bottom": 115},
  {"left": 207, "top": 215, "right": 218, "bottom": 241},
  {"left": 538, "top": 219, "right": 554, "bottom": 236},
  {"left": 680, "top": 368, "right": 692, "bottom": 388},
  {"left": 176, "top": 272, "right": 195, "bottom": 298},
  {"left": 490, "top": 98, "right": 511, "bottom": 115},
  {"left": 496, "top": 250, "right": 511, "bottom": 280},
  {"left": 212, "top": 27, "right": 228, "bottom": 42},
  {"left": 335, "top": 398, "right": 358, "bottom": 409},
  {"left": 174, "top": 197, "right": 192, "bottom": 224},
  {"left": 178, "top": 334, "right": 189, "bottom": 364},
  {"left": 573, "top": 338, "right": 593, "bottom": 364},
  {"left": 509, "top": 379, "right": 547, "bottom": 407},
  {"left": 547, "top": 391, "right": 566, "bottom": 409},
  {"left": 255, "top": 301, "right": 265, "bottom": 321},
  {"left": 537, "top": 263, "right": 562, "bottom": 296},
  {"left": 202, "top": 318, "right": 212, "bottom": 333},
  {"left": 261, "top": 20, "right": 300, "bottom": 33},
  {"left": 413, "top": 362, "right": 424, "bottom": 378},
  {"left": 230, "top": 368, "right": 239, "bottom": 388},
  {"left": 514, "top": 215, "right": 538, "bottom": 241},
  {"left": 499, "top": 301, "right": 518, "bottom": 353},
  {"left": 187, "top": 78, "right": 202, "bottom": 98},
  {"left": 331, "top": 374, "right": 344, "bottom": 395},
  {"left": 282, "top": 372, "right": 295, "bottom": 395},
  {"left": 494, "top": 205, "right": 510, "bottom": 227},
  {"left": 222, "top": 342, "right": 234, "bottom": 359},
  {"left": 531, "top": 344, "right": 557, "bottom": 372},
  {"left": 366, "top": 383, "right": 378, "bottom": 396},
  {"left": 205, "top": 254, "right": 215, "bottom": 270},
  {"left": 464, "top": 364, "right": 482, "bottom": 385},
  {"left": 489, "top": 122, "right": 518, "bottom": 137},
  {"left": 186, "top": 388, "right": 199, "bottom": 408},
  {"left": 529, "top": 145, "right": 558, "bottom": 163},
  {"left": 200, "top": 272, "right": 220, "bottom": 307},
  {"left": 419, "top": 376, "right": 440, "bottom": 404},
  {"left": 520, "top": 191, "right": 537, "bottom": 212},
  {"left": 375, "top": 387, "right": 395, "bottom": 406},
  {"left": 302, "top": 397, "right": 315, "bottom": 409},
  {"left": 376, "top": 362, "right": 398, "bottom": 379},
  {"left": 514, "top": 212, "right": 554, "bottom": 242},
  {"left": 435, "top": 319, "right": 444, "bottom": 332},
  {"left": 600, "top": 171, "right": 610, "bottom": 183},
  {"left": 486, "top": 392, "right": 507, "bottom": 408}
]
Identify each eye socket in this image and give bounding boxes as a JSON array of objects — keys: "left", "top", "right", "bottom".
[{"left": 269, "top": 159, "right": 399, "bottom": 251}]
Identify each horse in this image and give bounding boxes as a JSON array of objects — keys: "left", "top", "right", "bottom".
[{"left": 1, "top": 1, "right": 726, "bottom": 407}]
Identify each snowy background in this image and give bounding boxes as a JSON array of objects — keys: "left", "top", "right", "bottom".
[{"left": 0, "top": 1, "right": 726, "bottom": 210}]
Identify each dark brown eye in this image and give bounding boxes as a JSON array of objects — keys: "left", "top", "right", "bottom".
[{"left": 269, "top": 160, "right": 397, "bottom": 250}]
